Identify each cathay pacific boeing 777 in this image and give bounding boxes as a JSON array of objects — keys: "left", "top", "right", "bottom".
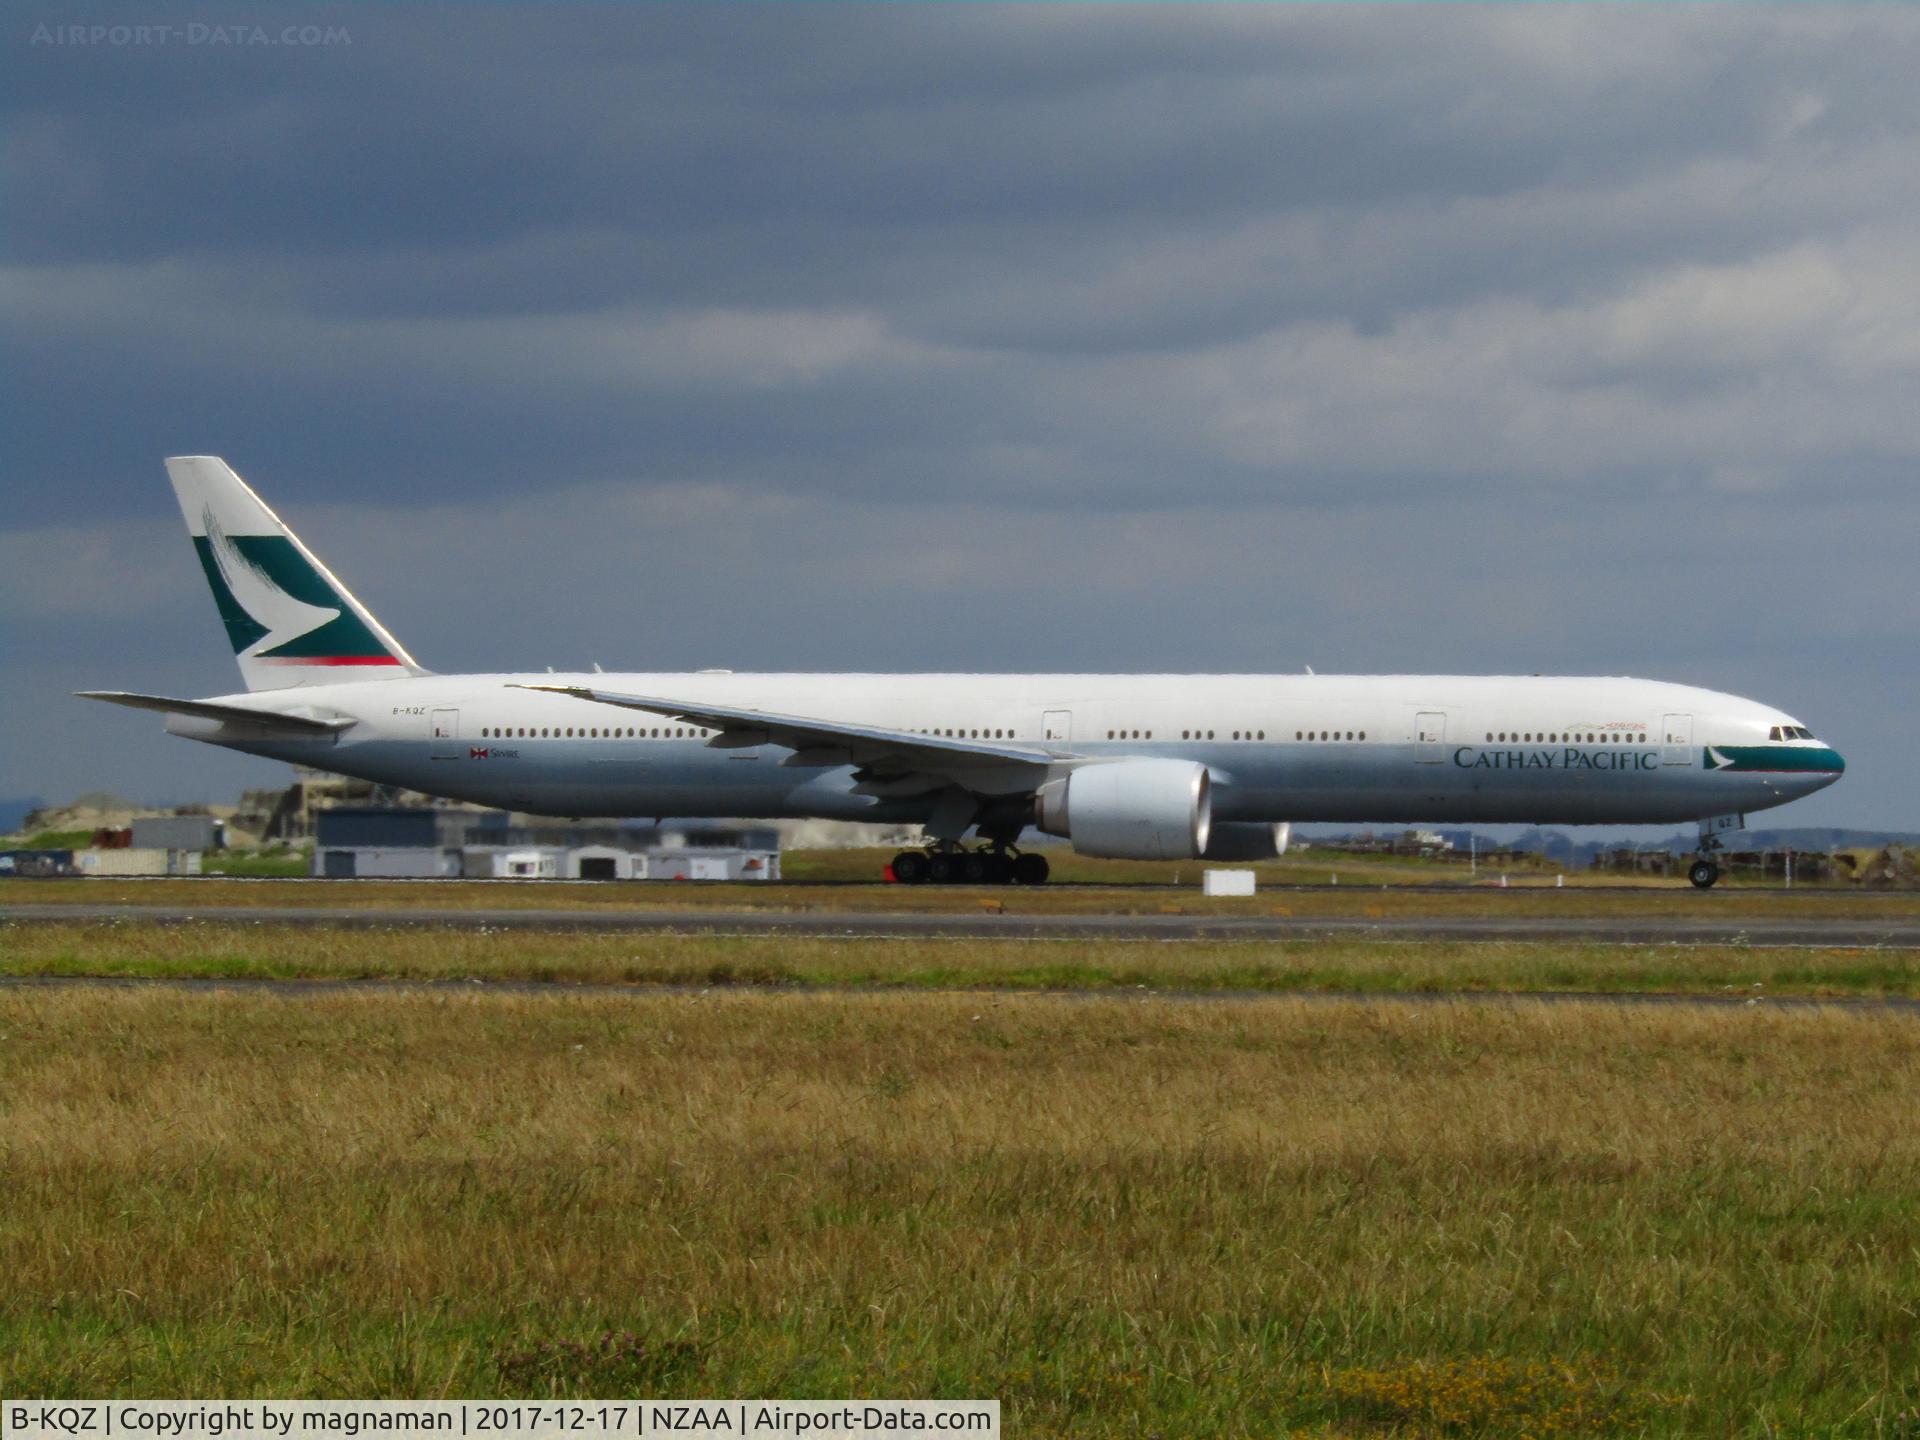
[{"left": 82, "top": 457, "right": 1845, "bottom": 887}]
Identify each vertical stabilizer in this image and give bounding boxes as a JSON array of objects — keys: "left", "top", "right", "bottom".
[{"left": 165, "top": 456, "right": 425, "bottom": 691}]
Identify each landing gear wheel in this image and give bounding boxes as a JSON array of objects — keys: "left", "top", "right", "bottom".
[
  {"left": 960, "top": 853, "right": 989, "bottom": 884},
  {"left": 927, "top": 853, "right": 957, "bottom": 884},
  {"left": 892, "top": 851, "right": 929, "bottom": 885},
  {"left": 1011, "top": 852, "right": 1051, "bottom": 886},
  {"left": 1688, "top": 858, "right": 1720, "bottom": 890}
]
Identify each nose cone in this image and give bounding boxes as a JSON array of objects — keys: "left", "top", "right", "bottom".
[{"left": 1788, "top": 747, "right": 1845, "bottom": 795}]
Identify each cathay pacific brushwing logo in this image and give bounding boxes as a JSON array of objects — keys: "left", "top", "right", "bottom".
[
  {"left": 202, "top": 510, "right": 340, "bottom": 657},
  {"left": 1707, "top": 746, "right": 1736, "bottom": 771}
]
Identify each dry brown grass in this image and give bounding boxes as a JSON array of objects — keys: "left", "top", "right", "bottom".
[{"left": 3, "top": 988, "right": 1919, "bottom": 1434}]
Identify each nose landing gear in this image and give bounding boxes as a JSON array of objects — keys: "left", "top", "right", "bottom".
[{"left": 1688, "top": 814, "right": 1744, "bottom": 889}]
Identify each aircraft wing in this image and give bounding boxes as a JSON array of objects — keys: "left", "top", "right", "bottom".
[
  {"left": 516, "top": 683, "right": 1075, "bottom": 793},
  {"left": 76, "top": 691, "right": 355, "bottom": 735}
]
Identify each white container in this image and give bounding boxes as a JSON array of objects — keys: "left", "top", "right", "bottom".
[{"left": 1202, "top": 868, "right": 1256, "bottom": 897}]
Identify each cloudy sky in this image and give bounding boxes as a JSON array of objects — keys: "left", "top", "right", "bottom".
[{"left": 4, "top": 5, "right": 1917, "bottom": 829}]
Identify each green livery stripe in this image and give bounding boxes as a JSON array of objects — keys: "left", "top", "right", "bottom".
[
  {"left": 191, "top": 534, "right": 393, "bottom": 660},
  {"left": 1705, "top": 745, "right": 1845, "bottom": 773}
]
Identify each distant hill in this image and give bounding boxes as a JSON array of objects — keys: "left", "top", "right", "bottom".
[
  {"left": 0, "top": 798, "right": 46, "bottom": 838},
  {"left": 1305, "top": 825, "right": 1920, "bottom": 867},
  {"left": 1471, "top": 827, "right": 1920, "bottom": 863}
]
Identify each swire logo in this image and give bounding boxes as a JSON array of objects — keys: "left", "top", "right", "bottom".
[{"left": 469, "top": 747, "right": 490, "bottom": 760}]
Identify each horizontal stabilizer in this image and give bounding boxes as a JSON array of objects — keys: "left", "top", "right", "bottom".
[{"left": 75, "top": 691, "right": 355, "bottom": 735}]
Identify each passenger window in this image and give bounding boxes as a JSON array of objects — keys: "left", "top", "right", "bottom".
[{"left": 1257, "top": 730, "right": 1264, "bottom": 740}]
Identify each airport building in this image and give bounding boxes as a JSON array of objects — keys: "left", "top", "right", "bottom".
[{"left": 312, "top": 807, "right": 781, "bottom": 881}]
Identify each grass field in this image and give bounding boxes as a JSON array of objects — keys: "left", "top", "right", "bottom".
[
  {"left": 7, "top": 921, "right": 1920, "bottom": 997},
  {"left": 3, "top": 987, "right": 1918, "bottom": 1435},
  {"left": 8, "top": 867, "right": 1920, "bottom": 924}
]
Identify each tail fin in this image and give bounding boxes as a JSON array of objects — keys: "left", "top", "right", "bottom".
[{"left": 166, "top": 456, "right": 425, "bottom": 691}]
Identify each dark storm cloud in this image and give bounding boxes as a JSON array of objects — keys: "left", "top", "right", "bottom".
[{"left": 3, "top": 5, "right": 1919, "bottom": 820}]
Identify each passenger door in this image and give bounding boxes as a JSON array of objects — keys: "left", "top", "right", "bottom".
[
  {"left": 1415, "top": 711, "right": 1446, "bottom": 763},
  {"left": 430, "top": 709, "right": 460, "bottom": 760},
  {"left": 1662, "top": 713, "right": 1694, "bottom": 767},
  {"left": 1043, "top": 710, "right": 1072, "bottom": 743}
]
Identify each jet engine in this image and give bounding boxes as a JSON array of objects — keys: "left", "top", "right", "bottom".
[
  {"left": 1202, "top": 821, "right": 1292, "bottom": 861},
  {"left": 1034, "top": 760, "right": 1212, "bottom": 860}
]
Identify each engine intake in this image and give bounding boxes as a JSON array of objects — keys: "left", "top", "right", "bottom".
[{"left": 1035, "top": 759, "right": 1212, "bottom": 860}]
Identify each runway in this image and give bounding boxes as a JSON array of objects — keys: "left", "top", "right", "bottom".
[{"left": 6, "top": 902, "right": 1920, "bottom": 948}]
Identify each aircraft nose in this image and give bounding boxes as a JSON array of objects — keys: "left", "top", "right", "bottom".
[{"left": 1793, "top": 747, "right": 1845, "bottom": 792}]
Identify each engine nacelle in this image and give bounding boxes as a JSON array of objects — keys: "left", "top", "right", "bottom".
[
  {"left": 1035, "top": 760, "right": 1212, "bottom": 860},
  {"left": 1202, "top": 821, "right": 1291, "bottom": 861}
]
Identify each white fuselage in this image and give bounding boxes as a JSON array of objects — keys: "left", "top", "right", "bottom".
[{"left": 167, "top": 671, "right": 1842, "bottom": 827}]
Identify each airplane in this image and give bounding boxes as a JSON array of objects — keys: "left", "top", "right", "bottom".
[{"left": 80, "top": 456, "right": 1846, "bottom": 889}]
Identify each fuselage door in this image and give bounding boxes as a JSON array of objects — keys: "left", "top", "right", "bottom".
[
  {"left": 1043, "top": 709, "right": 1072, "bottom": 742},
  {"left": 1662, "top": 713, "right": 1694, "bottom": 767},
  {"left": 430, "top": 708, "right": 460, "bottom": 760},
  {"left": 1415, "top": 711, "right": 1445, "bottom": 763}
]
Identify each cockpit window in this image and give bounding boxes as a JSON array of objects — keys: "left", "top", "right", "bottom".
[{"left": 1769, "top": 726, "right": 1782, "bottom": 741}]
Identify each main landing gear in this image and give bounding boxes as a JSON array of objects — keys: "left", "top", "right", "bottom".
[{"left": 890, "top": 845, "right": 1050, "bottom": 886}]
